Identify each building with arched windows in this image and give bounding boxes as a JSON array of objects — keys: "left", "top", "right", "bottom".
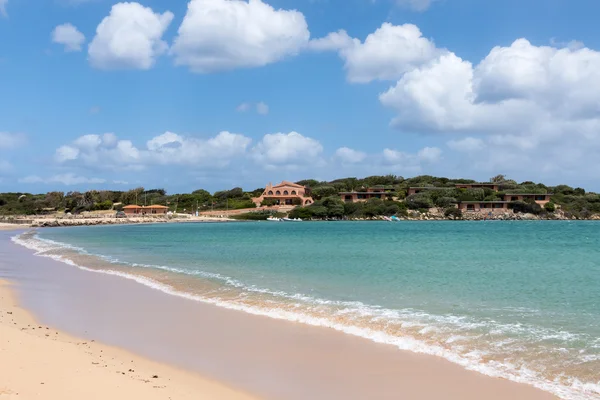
[{"left": 252, "top": 181, "right": 314, "bottom": 207}]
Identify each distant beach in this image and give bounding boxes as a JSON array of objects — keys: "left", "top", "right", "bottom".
[{"left": 4, "top": 221, "right": 597, "bottom": 399}]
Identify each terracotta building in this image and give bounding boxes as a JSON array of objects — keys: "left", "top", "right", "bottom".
[
  {"left": 457, "top": 201, "right": 509, "bottom": 212},
  {"left": 252, "top": 181, "right": 314, "bottom": 207},
  {"left": 340, "top": 187, "right": 396, "bottom": 203}
]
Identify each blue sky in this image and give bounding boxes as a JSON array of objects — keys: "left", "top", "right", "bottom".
[{"left": 1, "top": 0, "right": 600, "bottom": 193}]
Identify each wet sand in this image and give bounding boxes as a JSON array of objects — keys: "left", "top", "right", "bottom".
[
  {"left": 0, "top": 278, "right": 258, "bottom": 400},
  {"left": 0, "top": 230, "right": 558, "bottom": 400}
]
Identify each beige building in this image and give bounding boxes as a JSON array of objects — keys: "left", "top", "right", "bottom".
[
  {"left": 252, "top": 181, "right": 314, "bottom": 207},
  {"left": 123, "top": 205, "right": 169, "bottom": 215}
]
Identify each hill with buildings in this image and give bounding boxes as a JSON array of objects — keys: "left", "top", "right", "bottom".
[{"left": 1, "top": 175, "right": 599, "bottom": 220}]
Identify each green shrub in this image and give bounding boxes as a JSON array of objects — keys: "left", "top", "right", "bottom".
[
  {"left": 544, "top": 202, "right": 556, "bottom": 212},
  {"left": 434, "top": 196, "right": 457, "bottom": 208},
  {"left": 510, "top": 201, "right": 542, "bottom": 214},
  {"left": 444, "top": 207, "right": 462, "bottom": 219},
  {"left": 261, "top": 198, "right": 278, "bottom": 207},
  {"left": 405, "top": 193, "right": 433, "bottom": 210}
]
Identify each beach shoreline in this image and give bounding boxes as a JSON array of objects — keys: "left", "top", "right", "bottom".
[
  {"left": 0, "top": 229, "right": 563, "bottom": 400},
  {"left": 0, "top": 277, "right": 259, "bottom": 400}
]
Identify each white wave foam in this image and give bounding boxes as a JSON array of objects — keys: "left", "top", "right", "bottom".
[{"left": 10, "top": 231, "right": 600, "bottom": 400}]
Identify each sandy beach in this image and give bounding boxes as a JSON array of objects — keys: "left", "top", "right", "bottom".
[
  {"left": 0, "top": 278, "right": 258, "bottom": 400},
  {"left": 0, "top": 230, "right": 559, "bottom": 400}
]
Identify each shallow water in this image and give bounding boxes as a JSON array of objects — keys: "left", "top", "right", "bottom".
[{"left": 14, "top": 221, "right": 600, "bottom": 399}]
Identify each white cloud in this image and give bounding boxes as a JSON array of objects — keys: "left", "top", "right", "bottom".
[
  {"left": 417, "top": 146, "right": 442, "bottom": 163},
  {"left": 310, "top": 23, "right": 441, "bottom": 83},
  {"left": 52, "top": 23, "right": 85, "bottom": 52},
  {"left": 308, "top": 29, "right": 356, "bottom": 52},
  {"left": 334, "top": 147, "right": 367, "bottom": 164},
  {"left": 171, "top": 0, "right": 310, "bottom": 73},
  {"left": 19, "top": 173, "right": 106, "bottom": 186},
  {"left": 383, "top": 146, "right": 442, "bottom": 165},
  {"left": 251, "top": 132, "right": 323, "bottom": 168},
  {"left": 256, "top": 102, "right": 269, "bottom": 115},
  {"left": 380, "top": 39, "right": 600, "bottom": 138},
  {"left": 374, "top": 34, "right": 600, "bottom": 180},
  {"left": 88, "top": 2, "right": 174, "bottom": 70},
  {"left": 0, "top": 0, "right": 7, "bottom": 17},
  {"left": 447, "top": 137, "right": 485, "bottom": 152},
  {"left": 55, "top": 131, "right": 252, "bottom": 169},
  {"left": 236, "top": 103, "right": 252, "bottom": 112},
  {"left": 236, "top": 101, "right": 269, "bottom": 115},
  {"left": 0, "top": 132, "right": 25, "bottom": 149},
  {"left": 55, "top": 145, "right": 80, "bottom": 162}
]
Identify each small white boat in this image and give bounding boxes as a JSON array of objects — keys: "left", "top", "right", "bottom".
[
  {"left": 282, "top": 217, "right": 303, "bottom": 222},
  {"left": 267, "top": 216, "right": 282, "bottom": 221}
]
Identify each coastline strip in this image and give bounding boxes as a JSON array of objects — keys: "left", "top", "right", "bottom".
[{"left": 0, "top": 278, "right": 260, "bottom": 400}]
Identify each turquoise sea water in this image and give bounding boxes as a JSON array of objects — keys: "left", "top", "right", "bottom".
[{"left": 15, "top": 221, "right": 600, "bottom": 399}]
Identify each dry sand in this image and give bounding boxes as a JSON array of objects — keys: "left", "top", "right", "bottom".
[{"left": 0, "top": 279, "right": 258, "bottom": 400}]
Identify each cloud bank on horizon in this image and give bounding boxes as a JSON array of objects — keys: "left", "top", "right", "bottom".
[{"left": 1, "top": 0, "right": 600, "bottom": 191}]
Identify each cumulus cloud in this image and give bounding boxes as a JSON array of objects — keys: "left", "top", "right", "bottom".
[
  {"left": 0, "top": 132, "right": 25, "bottom": 149},
  {"left": 55, "top": 131, "right": 251, "bottom": 169},
  {"left": 55, "top": 145, "right": 80, "bottom": 162},
  {"left": 52, "top": 23, "right": 85, "bottom": 52},
  {"left": 251, "top": 132, "right": 323, "bottom": 169},
  {"left": 88, "top": 2, "right": 174, "bottom": 70},
  {"left": 367, "top": 31, "right": 600, "bottom": 180},
  {"left": 334, "top": 147, "right": 367, "bottom": 164},
  {"left": 171, "top": 0, "right": 310, "bottom": 73},
  {"left": 19, "top": 173, "right": 106, "bottom": 186},
  {"left": 309, "top": 23, "right": 441, "bottom": 83},
  {"left": 380, "top": 39, "right": 600, "bottom": 140}
]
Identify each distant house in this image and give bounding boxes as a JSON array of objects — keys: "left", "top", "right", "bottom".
[
  {"left": 123, "top": 205, "right": 143, "bottom": 215},
  {"left": 123, "top": 205, "right": 168, "bottom": 215},
  {"left": 407, "top": 187, "right": 442, "bottom": 196},
  {"left": 406, "top": 182, "right": 553, "bottom": 213},
  {"left": 457, "top": 194, "right": 552, "bottom": 212},
  {"left": 252, "top": 181, "right": 314, "bottom": 207},
  {"left": 458, "top": 201, "right": 509, "bottom": 212},
  {"left": 340, "top": 187, "right": 396, "bottom": 203},
  {"left": 503, "top": 194, "right": 552, "bottom": 205},
  {"left": 455, "top": 183, "right": 500, "bottom": 191}
]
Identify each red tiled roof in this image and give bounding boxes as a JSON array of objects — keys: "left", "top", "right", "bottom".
[{"left": 123, "top": 205, "right": 143, "bottom": 209}]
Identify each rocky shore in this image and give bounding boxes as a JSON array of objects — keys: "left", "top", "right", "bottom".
[
  {"left": 349, "top": 209, "right": 600, "bottom": 221},
  {"left": 1, "top": 209, "right": 599, "bottom": 228},
  {"left": 0, "top": 215, "right": 234, "bottom": 228}
]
